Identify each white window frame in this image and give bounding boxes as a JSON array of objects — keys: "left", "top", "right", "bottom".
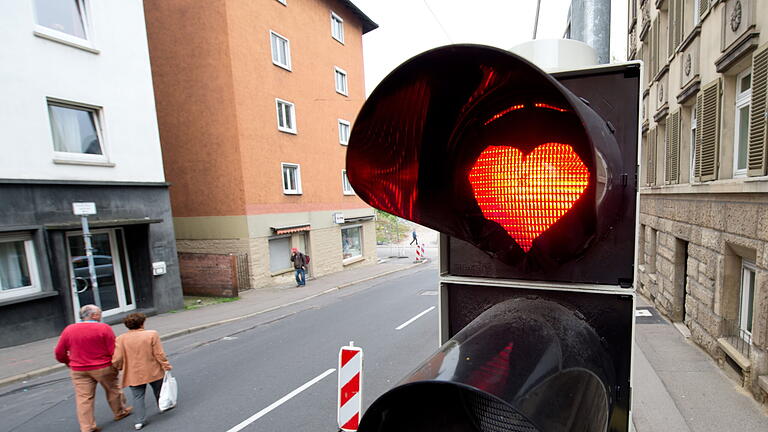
[
  {"left": 738, "top": 260, "right": 756, "bottom": 344},
  {"left": 47, "top": 99, "right": 111, "bottom": 166},
  {"left": 733, "top": 69, "right": 752, "bottom": 178},
  {"left": 276, "top": 0, "right": 287, "bottom": 5},
  {"left": 269, "top": 30, "right": 291, "bottom": 71},
  {"left": 331, "top": 11, "right": 344, "bottom": 44},
  {"left": 338, "top": 119, "right": 351, "bottom": 145},
  {"left": 335, "top": 67, "right": 349, "bottom": 96},
  {"left": 342, "top": 169, "right": 355, "bottom": 195},
  {"left": 32, "top": 0, "right": 98, "bottom": 53},
  {"left": 275, "top": 98, "right": 297, "bottom": 134},
  {"left": 0, "top": 233, "right": 42, "bottom": 300},
  {"left": 689, "top": 108, "right": 697, "bottom": 182},
  {"left": 281, "top": 162, "right": 302, "bottom": 195}
]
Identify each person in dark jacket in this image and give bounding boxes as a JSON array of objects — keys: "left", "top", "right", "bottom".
[
  {"left": 54, "top": 304, "right": 132, "bottom": 432},
  {"left": 290, "top": 248, "right": 307, "bottom": 286}
]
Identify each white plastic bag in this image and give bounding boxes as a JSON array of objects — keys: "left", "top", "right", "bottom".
[{"left": 158, "top": 371, "right": 177, "bottom": 412}]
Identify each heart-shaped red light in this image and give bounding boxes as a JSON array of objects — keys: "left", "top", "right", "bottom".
[{"left": 468, "top": 143, "right": 590, "bottom": 252}]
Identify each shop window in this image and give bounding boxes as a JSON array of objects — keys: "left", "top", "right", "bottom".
[
  {"left": 342, "top": 226, "right": 362, "bottom": 260},
  {"left": 0, "top": 233, "right": 41, "bottom": 300}
]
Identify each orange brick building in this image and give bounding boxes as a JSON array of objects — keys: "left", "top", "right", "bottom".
[{"left": 143, "top": 0, "right": 378, "bottom": 287}]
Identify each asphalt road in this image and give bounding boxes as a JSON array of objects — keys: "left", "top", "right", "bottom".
[{"left": 0, "top": 264, "right": 440, "bottom": 432}]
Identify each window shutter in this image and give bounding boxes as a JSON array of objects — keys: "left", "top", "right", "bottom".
[
  {"left": 667, "top": 3, "right": 675, "bottom": 58},
  {"left": 648, "top": 20, "right": 656, "bottom": 79},
  {"left": 647, "top": 127, "right": 657, "bottom": 186},
  {"left": 698, "top": 79, "right": 721, "bottom": 182},
  {"left": 747, "top": 44, "right": 768, "bottom": 176},
  {"left": 699, "top": 0, "right": 709, "bottom": 19},
  {"left": 675, "top": 0, "right": 684, "bottom": 50},
  {"left": 666, "top": 111, "right": 681, "bottom": 184}
]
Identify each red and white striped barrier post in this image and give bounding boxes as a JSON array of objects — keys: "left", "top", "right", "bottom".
[
  {"left": 338, "top": 342, "right": 363, "bottom": 431},
  {"left": 414, "top": 245, "right": 422, "bottom": 262},
  {"left": 420, "top": 244, "right": 426, "bottom": 260}
]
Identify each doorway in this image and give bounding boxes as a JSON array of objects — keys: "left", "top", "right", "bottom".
[{"left": 67, "top": 228, "right": 136, "bottom": 320}]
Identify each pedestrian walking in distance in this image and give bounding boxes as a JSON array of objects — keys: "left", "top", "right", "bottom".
[
  {"left": 112, "top": 312, "right": 173, "bottom": 430},
  {"left": 410, "top": 229, "right": 419, "bottom": 245},
  {"left": 54, "top": 304, "right": 132, "bottom": 432},
  {"left": 290, "top": 247, "right": 308, "bottom": 286}
]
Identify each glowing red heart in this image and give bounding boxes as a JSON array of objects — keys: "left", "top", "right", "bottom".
[{"left": 468, "top": 143, "right": 590, "bottom": 252}]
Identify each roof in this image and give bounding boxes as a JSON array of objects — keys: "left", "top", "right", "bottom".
[{"left": 339, "top": 0, "right": 378, "bottom": 34}]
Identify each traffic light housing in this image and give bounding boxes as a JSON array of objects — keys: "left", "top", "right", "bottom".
[{"left": 347, "top": 45, "right": 640, "bottom": 431}]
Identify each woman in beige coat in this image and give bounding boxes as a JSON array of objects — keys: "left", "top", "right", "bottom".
[{"left": 112, "top": 313, "right": 172, "bottom": 430}]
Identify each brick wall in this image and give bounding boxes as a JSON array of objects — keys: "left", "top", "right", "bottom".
[{"left": 178, "top": 253, "right": 239, "bottom": 297}]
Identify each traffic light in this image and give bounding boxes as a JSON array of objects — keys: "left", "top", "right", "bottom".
[{"left": 347, "top": 44, "right": 639, "bottom": 432}]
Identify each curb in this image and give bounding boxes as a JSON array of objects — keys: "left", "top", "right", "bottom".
[{"left": 0, "top": 261, "right": 428, "bottom": 389}]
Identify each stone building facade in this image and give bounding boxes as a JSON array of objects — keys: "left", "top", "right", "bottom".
[
  {"left": 143, "top": 0, "right": 378, "bottom": 288},
  {"left": 628, "top": 0, "right": 768, "bottom": 404}
]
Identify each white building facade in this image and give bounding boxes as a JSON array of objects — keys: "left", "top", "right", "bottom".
[{"left": 0, "top": 0, "right": 182, "bottom": 347}]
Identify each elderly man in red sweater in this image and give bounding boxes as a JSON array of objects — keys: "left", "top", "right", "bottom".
[{"left": 55, "top": 304, "right": 132, "bottom": 432}]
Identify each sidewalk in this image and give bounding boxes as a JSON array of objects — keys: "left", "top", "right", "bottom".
[
  {"left": 0, "top": 258, "right": 426, "bottom": 388},
  {"left": 633, "top": 295, "right": 768, "bottom": 431}
]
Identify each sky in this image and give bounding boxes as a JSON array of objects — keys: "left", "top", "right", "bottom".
[{"left": 353, "top": 0, "right": 628, "bottom": 95}]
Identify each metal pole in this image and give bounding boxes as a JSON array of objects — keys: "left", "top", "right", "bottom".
[
  {"left": 569, "top": 0, "right": 611, "bottom": 64},
  {"left": 533, "top": 0, "right": 542, "bottom": 39},
  {"left": 81, "top": 215, "right": 101, "bottom": 308}
]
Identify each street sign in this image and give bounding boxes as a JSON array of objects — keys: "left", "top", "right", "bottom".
[
  {"left": 72, "top": 202, "right": 97, "bottom": 216},
  {"left": 338, "top": 342, "right": 363, "bottom": 431}
]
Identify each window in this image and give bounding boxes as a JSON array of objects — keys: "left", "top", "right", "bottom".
[
  {"left": 342, "top": 226, "right": 362, "bottom": 260},
  {"left": 48, "top": 101, "right": 106, "bottom": 161},
  {"left": 335, "top": 67, "right": 348, "bottom": 96},
  {"left": 270, "top": 31, "right": 291, "bottom": 70},
  {"left": 281, "top": 163, "right": 301, "bottom": 194},
  {"left": 693, "top": 0, "right": 701, "bottom": 26},
  {"left": 342, "top": 170, "right": 354, "bottom": 195},
  {"left": 338, "top": 119, "right": 351, "bottom": 145},
  {"left": 276, "top": 0, "right": 287, "bottom": 5},
  {"left": 738, "top": 260, "right": 756, "bottom": 343},
  {"left": 33, "top": 0, "right": 97, "bottom": 52},
  {"left": 733, "top": 70, "right": 752, "bottom": 178},
  {"left": 0, "top": 234, "right": 41, "bottom": 300},
  {"left": 268, "top": 237, "right": 291, "bottom": 273},
  {"left": 276, "top": 98, "right": 296, "bottom": 133},
  {"left": 690, "top": 107, "right": 697, "bottom": 181},
  {"left": 331, "top": 12, "right": 344, "bottom": 44}
]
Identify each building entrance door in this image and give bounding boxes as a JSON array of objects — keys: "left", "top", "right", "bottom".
[{"left": 67, "top": 228, "right": 136, "bottom": 320}]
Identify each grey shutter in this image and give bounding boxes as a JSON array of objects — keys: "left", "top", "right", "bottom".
[
  {"left": 647, "top": 127, "right": 657, "bottom": 186},
  {"left": 667, "top": 2, "right": 675, "bottom": 58},
  {"left": 666, "top": 111, "right": 680, "bottom": 184},
  {"left": 700, "top": 0, "right": 709, "bottom": 18},
  {"left": 747, "top": 44, "right": 768, "bottom": 176},
  {"left": 698, "top": 79, "right": 721, "bottom": 182}
]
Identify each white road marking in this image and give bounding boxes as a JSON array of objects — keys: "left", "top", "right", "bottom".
[
  {"left": 225, "top": 368, "right": 336, "bottom": 432},
  {"left": 396, "top": 306, "right": 436, "bottom": 330},
  {"left": 635, "top": 309, "right": 652, "bottom": 317}
]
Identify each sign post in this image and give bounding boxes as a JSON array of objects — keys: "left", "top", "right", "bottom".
[
  {"left": 338, "top": 341, "right": 363, "bottom": 431},
  {"left": 72, "top": 202, "right": 100, "bottom": 309}
]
